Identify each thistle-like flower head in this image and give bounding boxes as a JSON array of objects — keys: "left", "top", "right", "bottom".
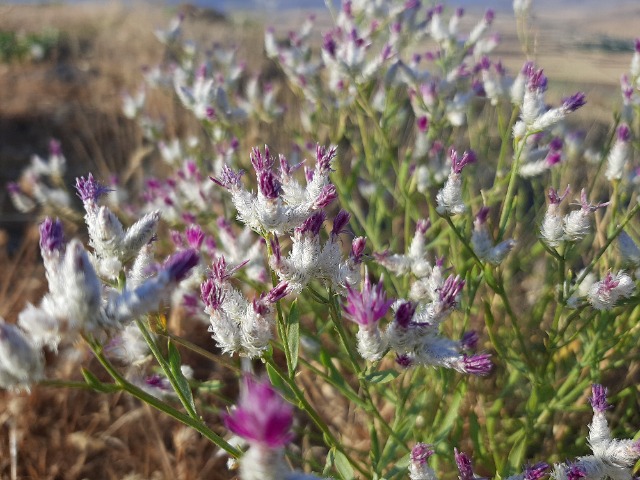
[
  {"left": 224, "top": 376, "right": 294, "bottom": 448},
  {"left": 343, "top": 276, "right": 394, "bottom": 327},
  {"left": 589, "top": 384, "right": 611, "bottom": 413},
  {"left": 561, "top": 92, "right": 586, "bottom": 113},
  {"left": 39, "top": 217, "right": 65, "bottom": 254},
  {"left": 524, "top": 462, "right": 550, "bottom": 480},
  {"left": 163, "top": 249, "right": 199, "bottom": 282},
  {"left": 411, "top": 443, "right": 435, "bottom": 466},
  {"left": 454, "top": 448, "right": 475, "bottom": 480},
  {"left": 75, "top": 173, "right": 110, "bottom": 204}
]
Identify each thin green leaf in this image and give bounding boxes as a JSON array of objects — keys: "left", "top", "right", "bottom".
[
  {"left": 334, "top": 448, "right": 356, "bottom": 480},
  {"left": 287, "top": 300, "right": 300, "bottom": 377},
  {"left": 362, "top": 369, "right": 400, "bottom": 384},
  {"left": 265, "top": 362, "right": 296, "bottom": 403},
  {"left": 81, "top": 367, "right": 112, "bottom": 393},
  {"left": 506, "top": 429, "right": 527, "bottom": 476},
  {"left": 168, "top": 341, "right": 196, "bottom": 413}
]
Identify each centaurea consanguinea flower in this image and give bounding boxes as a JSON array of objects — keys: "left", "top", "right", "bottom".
[
  {"left": 344, "top": 276, "right": 393, "bottom": 361},
  {"left": 436, "top": 149, "right": 476, "bottom": 216},
  {"left": 541, "top": 185, "right": 570, "bottom": 247},
  {"left": 409, "top": 443, "right": 437, "bottom": 480},
  {"left": 224, "top": 376, "right": 294, "bottom": 448},
  {"left": 551, "top": 384, "right": 640, "bottom": 480},
  {"left": 587, "top": 271, "right": 635, "bottom": 310}
]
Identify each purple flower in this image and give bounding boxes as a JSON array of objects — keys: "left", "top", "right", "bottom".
[
  {"left": 49, "top": 138, "right": 62, "bottom": 156},
  {"left": 617, "top": 123, "right": 631, "bottom": 142},
  {"left": 451, "top": 149, "right": 477, "bottom": 174},
  {"left": 145, "top": 374, "right": 171, "bottom": 391},
  {"left": 416, "top": 219, "right": 431, "bottom": 235},
  {"left": 484, "top": 9, "right": 495, "bottom": 24},
  {"left": 224, "top": 376, "right": 294, "bottom": 448},
  {"left": 6, "top": 182, "right": 21, "bottom": 195},
  {"left": 210, "top": 164, "right": 244, "bottom": 189},
  {"left": 463, "top": 353, "right": 493, "bottom": 376},
  {"left": 185, "top": 225, "right": 205, "bottom": 249},
  {"left": 396, "top": 354, "right": 413, "bottom": 368},
  {"left": 565, "top": 463, "right": 587, "bottom": 480},
  {"left": 439, "top": 275, "right": 465, "bottom": 309},
  {"left": 258, "top": 170, "right": 281, "bottom": 199},
  {"left": 343, "top": 276, "right": 394, "bottom": 327},
  {"left": 411, "top": 443, "right": 434, "bottom": 465},
  {"left": 201, "top": 278, "right": 225, "bottom": 310},
  {"left": 417, "top": 116, "right": 429, "bottom": 133},
  {"left": 455, "top": 448, "right": 475, "bottom": 480},
  {"left": 163, "top": 249, "right": 199, "bottom": 282},
  {"left": 332, "top": 210, "right": 351, "bottom": 237},
  {"left": 475, "top": 207, "right": 491, "bottom": 225},
  {"left": 589, "top": 384, "right": 611, "bottom": 413},
  {"left": 39, "top": 217, "right": 65, "bottom": 254},
  {"left": 316, "top": 144, "right": 337, "bottom": 175},
  {"left": 561, "top": 92, "right": 586, "bottom": 112},
  {"left": 548, "top": 185, "right": 570, "bottom": 205},
  {"left": 395, "top": 301, "right": 417, "bottom": 328},
  {"left": 322, "top": 32, "right": 337, "bottom": 58},
  {"left": 296, "top": 211, "right": 326, "bottom": 236},
  {"left": 314, "top": 184, "right": 338, "bottom": 209},
  {"left": 524, "top": 462, "right": 550, "bottom": 480},
  {"left": 75, "top": 173, "right": 111, "bottom": 204},
  {"left": 265, "top": 281, "right": 290, "bottom": 304},
  {"left": 528, "top": 69, "right": 548, "bottom": 93},
  {"left": 350, "top": 237, "right": 366, "bottom": 263},
  {"left": 460, "top": 331, "right": 479, "bottom": 351}
]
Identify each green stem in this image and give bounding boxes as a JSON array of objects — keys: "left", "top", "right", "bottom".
[
  {"left": 83, "top": 335, "right": 241, "bottom": 457},
  {"left": 263, "top": 356, "right": 370, "bottom": 478},
  {"left": 135, "top": 318, "right": 199, "bottom": 420},
  {"left": 498, "top": 133, "right": 529, "bottom": 241},
  {"left": 164, "top": 332, "right": 241, "bottom": 373},
  {"left": 327, "top": 291, "right": 411, "bottom": 455}
]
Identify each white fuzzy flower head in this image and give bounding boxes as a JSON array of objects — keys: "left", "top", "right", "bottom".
[
  {"left": 375, "top": 219, "right": 432, "bottom": 277},
  {"left": 563, "top": 190, "right": 609, "bottom": 242},
  {"left": 541, "top": 186, "right": 570, "bottom": 248},
  {"left": 105, "top": 323, "right": 150, "bottom": 365},
  {"left": 213, "top": 145, "right": 338, "bottom": 235},
  {"left": 0, "top": 318, "right": 44, "bottom": 391},
  {"left": 552, "top": 384, "right": 640, "bottom": 480},
  {"left": 436, "top": 149, "right": 476, "bottom": 216},
  {"left": 409, "top": 443, "right": 437, "bottom": 480},
  {"left": 472, "top": 207, "right": 516, "bottom": 265},
  {"left": 202, "top": 257, "right": 289, "bottom": 358},
  {"left": 355, "top": 326, "right": 387, "bottom": 362},
  {"left": 588, "top": 271, "right": 635, "bottom": 310},
  {"left": 605, "top": 124, "right": 631, "bottom": 181},
  {"left": 270, "top": 211, "right": 362, "bottom": 293}
]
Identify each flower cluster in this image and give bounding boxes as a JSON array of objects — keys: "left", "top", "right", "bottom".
[
  {"left": 551, "top": 384, "right": 640, "bottom": 480},
  {"left": 541, "top": 187, "right": 609, "bottom": 247},
  {"left": 7, "top": 139, "right": 71, "bottom": 214},
  {"left": 201, "top": 256, "right": 288, "bottom": 358},
  {"left": 362, "top": 223, "right": 492, "bottom": 374}
]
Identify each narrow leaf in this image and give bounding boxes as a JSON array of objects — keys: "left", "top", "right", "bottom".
[
  {"left": 362, "top": 369, "right": 399, "bottom": 384},
  {"left": 82, "top": 368, "right": 112, "bottom": 393},
  {"left": 168, "top": 341, "right": 196, "bottom": 413},
  {"left": 287, "top": 300, "right": 300, "bottom": 377}
]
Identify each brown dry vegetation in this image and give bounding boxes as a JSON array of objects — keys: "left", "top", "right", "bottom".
[{"left": 0, "top": 1, "right": 639, "bottom": 479}]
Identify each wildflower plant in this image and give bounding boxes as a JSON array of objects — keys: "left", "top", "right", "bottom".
[{"left": 4, "top": 2, "right": 640, "bottom": 480}]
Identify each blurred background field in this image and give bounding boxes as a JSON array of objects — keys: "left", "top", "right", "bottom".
[{"left": 0, "top": 1, "right": 639, "bottom": 478}]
